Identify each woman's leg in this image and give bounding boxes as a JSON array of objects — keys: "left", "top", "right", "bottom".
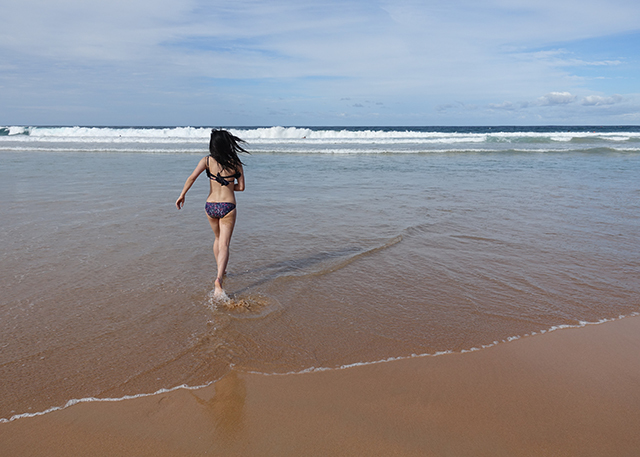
[{"left": 208, "top": 210, "right": 236, "bottom": 296}]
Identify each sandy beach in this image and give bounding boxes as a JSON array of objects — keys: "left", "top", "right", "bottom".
[{"left": 2, "top": 314, "right": 639, "bottom": 456}]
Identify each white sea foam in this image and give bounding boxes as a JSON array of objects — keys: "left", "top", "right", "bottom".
[
  {"left": 1, "top": 312, "right": 637, "bottom": 424},
  {"left": 0, "top": 382, "right": 213, "bottom": 424},
  {"left": 2, "top": 126, "right": 640, "bottom": 157},
  {"left": 243, "top": 312, "right": 640, "bottom": 377},
  {"left": 2, "top": 126, "right": 639, "bottom": 146}
]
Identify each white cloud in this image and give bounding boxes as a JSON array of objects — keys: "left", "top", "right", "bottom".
[
  {"left": 538, "top": 92, "right": 577, "bottom": 105},
  {"left": 490, "top": 92, "right": 629, "bottom": 107},
  {"left": 0, "top": 0, "right": 191, "bottom": 61},
  {"left": 516, "top": 50, "right": 623, "bottom": 68},
  {"left": 581, "top": 94, "right": 624, "bottom": 106},
  {"left": 488, "top": 102, "right": 516, "bottom": 110}
]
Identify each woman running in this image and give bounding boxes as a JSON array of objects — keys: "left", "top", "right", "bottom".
[{"left": 176, "top": 129, "right": 247, "bottom": 298}]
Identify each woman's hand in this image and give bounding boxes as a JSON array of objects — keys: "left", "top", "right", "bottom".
[{"left": 176, "top": 157, "right": 206, "bottom": 210}]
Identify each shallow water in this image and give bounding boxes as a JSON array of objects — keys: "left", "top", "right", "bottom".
[{"left": 1, "top": 132, "right": 640, "bottom": 419}]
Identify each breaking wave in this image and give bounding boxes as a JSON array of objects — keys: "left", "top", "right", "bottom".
[{"left": 2, "top": 125, "right": 640, "bottom": 154}]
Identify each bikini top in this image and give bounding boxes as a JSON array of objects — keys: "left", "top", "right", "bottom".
[{"left": 205, "top": 157, "right": 241, "bottom": 186}]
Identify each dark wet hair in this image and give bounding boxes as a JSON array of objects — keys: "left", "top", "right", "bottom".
[{"left": 209, "top": 129, "right": 248, "bottom": 170}]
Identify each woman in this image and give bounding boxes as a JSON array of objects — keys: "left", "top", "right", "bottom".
[{"left": 176, "top": 129, "right": 247, "bottom": 299}]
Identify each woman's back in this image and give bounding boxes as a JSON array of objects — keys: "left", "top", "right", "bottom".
[{"left": 205, "top": 156, "right": 244, "bottom": 204}]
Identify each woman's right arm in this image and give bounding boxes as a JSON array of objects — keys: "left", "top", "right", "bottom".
[
  {"left": 176, "top": 157, "right": 207, "bottom": 209},
  {"left": 234, "top": 165, "right": 246, "bottom": 192}
]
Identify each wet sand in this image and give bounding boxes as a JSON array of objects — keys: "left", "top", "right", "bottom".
[
  {"left": 3, "top": 150, "right": 639, "bottom": 419},
  {"left": 2, "top": 315, "right": 639, "bottom": 456}
]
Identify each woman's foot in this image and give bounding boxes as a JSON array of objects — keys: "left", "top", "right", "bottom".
[{"left": 213, "top": 276, "right": 226, "bottom": 299}]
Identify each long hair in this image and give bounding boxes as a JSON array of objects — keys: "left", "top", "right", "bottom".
[{"left": 209, "top": 129, "right": 247, "bottom": 171}]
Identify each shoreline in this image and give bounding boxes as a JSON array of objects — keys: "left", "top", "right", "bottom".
[
  {"left": 2, "top": 314, "right": 640, "bottom": 456},
  {"left": 2, "top": 313, "right": 636, "bottom": 424}
]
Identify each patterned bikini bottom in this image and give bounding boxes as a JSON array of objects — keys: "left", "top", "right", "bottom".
[{"left": 205, "top": 202, "right": 236, "bottom": 219}]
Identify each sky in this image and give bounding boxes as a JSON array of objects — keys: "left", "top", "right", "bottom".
[{"left": 1, "top": 0, "right": 639, "bottom": 126}]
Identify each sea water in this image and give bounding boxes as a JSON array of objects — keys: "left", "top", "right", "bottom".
[{"left": 1, "top": 126, "right": 639, "bottom": 420}]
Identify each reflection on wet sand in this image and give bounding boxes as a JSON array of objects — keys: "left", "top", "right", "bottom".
[{"left": 190, "top": 371, "right": 246, "bottom": 440}]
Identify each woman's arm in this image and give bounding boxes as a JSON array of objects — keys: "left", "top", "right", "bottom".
[
  {"left": 234, "top": 165, "right": 246, "bottom": 192},
  {"left": 176, "top": 157, "right": 207, "bottom": 209}
]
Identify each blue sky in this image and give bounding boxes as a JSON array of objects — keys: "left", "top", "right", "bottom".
[{"left": 1, "top": 0, "right": 639, "bottom": 126}]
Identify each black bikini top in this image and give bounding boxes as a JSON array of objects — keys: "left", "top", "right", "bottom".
[{"left": 206, "top": 157, "right": 241, "bottom": 186}]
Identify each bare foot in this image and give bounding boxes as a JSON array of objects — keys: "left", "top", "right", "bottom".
[{"left": 214, "top": 277, "right": 226, "bottom": 300}]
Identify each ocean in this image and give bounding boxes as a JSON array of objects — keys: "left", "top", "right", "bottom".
[{"left": 1, "top": 125, "right": 639, "bottom": 421}]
